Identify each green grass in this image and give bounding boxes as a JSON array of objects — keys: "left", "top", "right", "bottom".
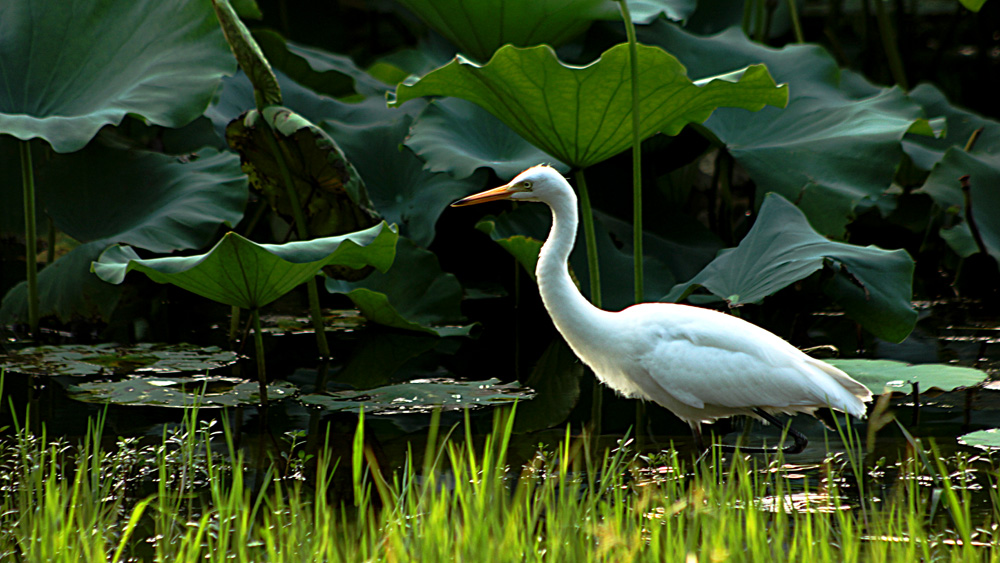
[{"left": 0, "top": 400, "right": 998, "bottom": 561}]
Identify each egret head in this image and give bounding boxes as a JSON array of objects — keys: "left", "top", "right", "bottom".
[{"left": 451, "top": 165, "right": 570, "bottom": 207}]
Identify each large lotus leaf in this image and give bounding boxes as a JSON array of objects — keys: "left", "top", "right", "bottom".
[
  {"left": 254, "top": 30, "right": 392, "bottom": 99},
  {"left": 225, "top": 106, "right": 380, "bottom": 238},
  {"left": 826, "top": 359, "right": 989, "bottom": 396},
  {"left": 902, "top": 84, "right": 1000, "bottom": 171},
  {"left": 299, "top": 377, "right": 533, "bottom": 414},
  {"left": 326, "top": 238, "right": 472, "bottom": 337},
  {"left": 322, "top": 115, "right": 487, "bottom": 247},
  {"left": 0, "top": 0, "right": 234, "bottom": 153},
  {"left": 637, "top": 23, "right": 938, "bottom": 237},
  {"left": 211, "top": 0, "right": 281, "bottom": 110},
  {"left": 1, "top": 343, "right": 237, "bottom": 377},
  {"left": 391, "top": 0, "right": 615, "bottom": 62},
  {"left": 666, "top": 193, "right": 917, "bottom": 342},
  {"left": 405, "top": 98, "right": 569, "bottom": 180},
  {"left": 389, "top": 43, "right": 787, "bottom": 169},
  {"left": 917, "top": 148, "right": 1000, "bottom": 263},
  {"left": 93, "top": 223, "right": 397, "bottom": 310},
  {"left": 0, "top": 241, "right": 122, "bottom": 324},
  {"left": 68, "top": 376, "right": 296, "bottom": 408},
  {"left": 38, "top": 146, "right": 248, "bottom": 253},
  {"left": 473, "top": 204, "right": 681, "bottom": 311}
]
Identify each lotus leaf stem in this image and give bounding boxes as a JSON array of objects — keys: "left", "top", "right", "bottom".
[
  {"left": 616, "top": 0, "right": 644, "bottom": 304},
  {"left": 251, "top": 307, "right": 268, "bottom": 405},
  {"left": 20, "top": 141, "right": 39, "bottom": 335},
  {"left": 574, "top": 168, "right": 604, "bottom": 435}
]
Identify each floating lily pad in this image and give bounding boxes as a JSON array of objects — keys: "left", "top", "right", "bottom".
[
  {"left": 299, "top": 378, "right": 533, "bottom": 414},
  {"left": 258, "top": 309, "right": 367, "bottom": 334},
  {"left": 0, "top": 343, "right": 238, "bottom": 377},
  {"left": 67, "top": 376, "right": 296, "bottom": 407},
  {"left": 826, "top": 359, "right": 990, "bottom": 396},
  {"left": 958, "top": 428, "right": 1000, "bottom": 450}
]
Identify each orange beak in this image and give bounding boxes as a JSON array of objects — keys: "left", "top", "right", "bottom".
[{"left": 451, "top": 183, "right": 520, "bottom": 207}]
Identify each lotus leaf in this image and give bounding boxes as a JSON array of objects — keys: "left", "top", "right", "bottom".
[
  {"left": 959, "top": 428, "right": 1000, "bottom": 450},
  {"left": 326, "top": 238, "right": 473, "bottom": 337},
  {"left": 391, "top": 0, "right": 614, "bottom": 62},
  {"left": 93, "top": 223, "right": 397, "bottom": 310},
  {"left": 389, "top": 43, "right": 787, "bottom": 169},
  {"left": 211, "top": 0, "right": 281, "bottom": 109},
  {"left": 666, "top": 193, "right": 917, "bottom": 342},
  {"left": 827, "top": 359, "right": 989, "bottom": 396},
  {"left": 1, "top": 343, "right": 237, "bottom": 377},
  {"left": 68, "top": 376, "right": 296, "bottom": 408},
  {"left": 902, "top": 84, "right": 1000, "bottom": 171},
  {"left": 0, "top": 0, "right": 234, "bottom": 153},
  {"left": 405, "top": 98, "right": 570, "bottom": 180},
  {"left": 637, "top": 23, "right": 940, "bottom": 237},
  {"left": 299, "top": 377, "right": 533, "bottom": 414},
  {"left": 226, "top": 106, "right": 380, "bottom": 238}
]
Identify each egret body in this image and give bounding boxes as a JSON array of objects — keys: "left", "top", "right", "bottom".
[{"left": 453, "top": 165, "right": 872, "bottom": 452}]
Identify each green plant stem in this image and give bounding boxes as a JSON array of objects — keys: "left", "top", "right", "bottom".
[
  {"left": 229, "top": 306, "right": 241, "bottom": 348},
  {"left": 573, "top": 169, "right": 601, "bottom": 308},
  {"left": 617, "top": 0, "right": 644, "bottom": 304},
  {"left": 46, "top": 218, "right": 56, "bottom": 265},
  {"left": 873, "top": 0, "right": 909, "bottom": 90},
  {"left": 251, "top": 308, "right": 268, "bottom": 406},
  {"left": 259, "top": 120, "right": 331, "bottom": 358},
  {"left": 20, "top": 141, "right": 39, "bottom": 336},
  {"left": 786, "top": 0, "right": 805, "bottom": 43},
  {"left": 755, "top": 0, "right": 767, "bottom": 42}
]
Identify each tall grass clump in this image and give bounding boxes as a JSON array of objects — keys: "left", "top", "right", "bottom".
[{"left": 0, "top": 379, "right": 998, "bottom": 561}]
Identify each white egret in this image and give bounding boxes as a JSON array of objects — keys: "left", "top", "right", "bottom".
[{"left": 452, "top": 165, "right": 872, "bottom": 453}]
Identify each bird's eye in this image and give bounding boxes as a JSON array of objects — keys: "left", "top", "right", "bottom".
[{"left": 522, "top": 181, "right": 533, "bottom": 189}]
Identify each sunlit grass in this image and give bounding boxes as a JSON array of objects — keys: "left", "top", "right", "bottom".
[{"left": 0, "top": 398, "right": 998, "bottom": 561}]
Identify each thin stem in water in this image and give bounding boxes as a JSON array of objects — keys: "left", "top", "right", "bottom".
[
  {"left": 617, "top": 0, "right": 644, "bottom": 304},
  {"left": 20, "top": 141, "right": 39, "bottom": 335},
  {"left": 251, "top": 308, "right": 269, "bottom": 406},
  {"left": 573, "top": 169, "right": 601, "bottom": 308}
]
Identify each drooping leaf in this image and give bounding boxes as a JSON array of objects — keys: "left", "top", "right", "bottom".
[
  {"left": 638, "top": 23, "right": 940, "bottom": 237},
  {"left": 0, "top": 241, "right": 123, "bottom": 324},
  {"left": 299, "top": 377, "right": 533, "bottom": 414},
  {"left": 323, "top": 115, "right": 488, "bottom": 247},
  {"left": 958, "top": 428, "right": 1000, "bottom": 450},
  {"left": 1, "top": 343, "right": 238, "bottom": 377},
  {"left": 917, "top": 148, "right": 1000, "bottom": 263},
  {"left": 391, "top": 0, "right": 615, "bottom": 62},
  {"left": 666, "top": 193, "right": 917, "bottom": 342},
  {"left": 326, "top": 238, "right": 472, "bottom": 337},
  {"left": 225, "top": 106, "right": 380, "bottom": 238},
  {"left": 405, "top": 98, "right": 569, "bottom": 180},
  {"left": 68, "top": 376, "right": 296, "bottom": 408},
  {"left": 958, "top": 0, "right": 988, "bottom": 12},
  {"left": 0, "top": 0, "right": 234, "bottom": 153},
  {"left": 628, "top": 0, "right": 698, "bottom": 23},
  {"left": 389, "top": 43, "right": 787, "bottom": 169},
  {"left": 902, "top": 84, "right": 998, "bottom": 171},
  {"left": 93, "top": 223, "right": 398, "bottom": 310},
  {"left": 210, "top": 0, "right": 281, "bottom": 109},
  {"left": 826, "top": 359, "right": 989, "bottom": 396}
]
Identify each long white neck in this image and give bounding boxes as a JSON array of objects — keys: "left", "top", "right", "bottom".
[{"left": 535, "top": 189, "right": 613, "bottom": 351}]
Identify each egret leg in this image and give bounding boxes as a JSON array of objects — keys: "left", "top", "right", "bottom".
[{"left": 712, "top": 410, "right": 808, "bottom": 455}]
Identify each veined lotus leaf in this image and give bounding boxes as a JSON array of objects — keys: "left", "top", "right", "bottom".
[
  {"left": 326, "top": 238, "right": 473, "bottom": 337},
  {"left": 391, "top": 0, "right": 615, "bottom": 62},
  {"left": 92, "top": 223, "right": 398, "bottom": 310},
  {"left": 0, "top": 0, "right": 234, "bottom": 153},
  {"left": 826, "top": 359, "right": 989, "bottom": 396},
  {"left": 254, "top": 30, "right": 391, "bottom": 99},
  {"left": 1, "top": 343, "right": 238, "bottom": 377},
  {"left": 226, "top": 106, "right": 380, "bottom": 239},
  {"left": 211, "top": 0, "right": 281, "bottom": 109},
  {"left": 666, "top": 193, "right": 917, "bottom": 343},
  {"left": 637, "top": 23, "right": 942, "bottom": 237},
  {"left": 959, "top": 428, "right": 1000, "bottom": 450},
  {"left": 299, "top": 377, "right": 533, "bottom": 414},
  {"left": 389, "top": 43, "right": 787, "bottom": 169},
  {"left": 404, "top": 98, "right": 570, "bottom": 180},
  {"left": 68, "top": 376, "right": 296, "bottom": 408}
]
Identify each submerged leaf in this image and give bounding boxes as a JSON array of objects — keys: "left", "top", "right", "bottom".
[
  {"left": 666, "top": 193, "right": 916, "bottom": 342},
  {"left": 226, "top": 106, "right": 380, "bottom": 238},
  {"left": 390, "top": 43, "right": 787, "bottom": 168},
  {"left": 1, "top": 343, "right": 238, "bottom": 377},
  {"left": 827, "top": 359, "right": 989, "bottom": 396},
  {"left": 300, "top": 377, "right": 533, "bottom": 414},
  {"left": 0, "top": 0, "right": 234, "bottom": 152},
  {"left": 69, "top": 376, "right": 296, "bottom": 407},
  {"left": 93, "top": 223, "right": 397, "bottom": 310}
]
